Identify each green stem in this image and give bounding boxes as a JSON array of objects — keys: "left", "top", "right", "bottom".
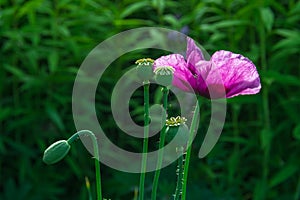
[
  {"left": 181, "top": 99, "right": 201, "bottom": 200},
  {"left": 174, "top": 147, "right": 184, "bottom": 200},
  {"left": 139, "top": 82, "right": 150, "bottom": 200},
  {"left": 151, "top": 86, "right": 169, "bottom": 200},
  {"left": 67, "top": 130, "right": 102, "bottom": 200},
  {"left": 259, "top": 10, "right": 271, "bottom": 200}
]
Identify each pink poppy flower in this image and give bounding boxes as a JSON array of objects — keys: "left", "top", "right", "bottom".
[{"left": 153, "top": 38, "right": 261, "bottom": 98}]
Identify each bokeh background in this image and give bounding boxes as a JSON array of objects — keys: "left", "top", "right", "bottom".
[{"left": 1, "top": 0, "right": 300, "bottom": 199}]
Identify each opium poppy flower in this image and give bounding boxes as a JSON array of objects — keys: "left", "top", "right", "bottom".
[{"left": 153, "top": 38, "right": 261, "bottom": 98}]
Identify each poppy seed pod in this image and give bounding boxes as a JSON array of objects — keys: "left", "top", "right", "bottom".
[
  {"left": 135, "top": 58, "right": 154, "bottom": 81},
  {"left": 154, "top": 66, "right": 174, "bottom": 87},
  {"left": 43, "top": 140, "right": 71, "bottom": 165},
  {"left": 165, "top": 116, "right": 189, "bottom": 149}
]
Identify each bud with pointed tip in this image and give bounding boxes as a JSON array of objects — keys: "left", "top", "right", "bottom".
[{"left": 43, "top": 140, "right": 71, "bottom": 165}]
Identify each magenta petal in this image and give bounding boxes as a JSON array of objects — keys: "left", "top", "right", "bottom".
[
  {"left": 194, "top": 61, "right": 226, "bottom": 98},
  {"left": 211, "top": 50, "right": 261, "bottom": 98},
  {"left": 186, "top": 38, "right": 205, "bottom": 73},
  {"left": 154, "top": 54, "right": 186, "bottom": 71},
  {"left": 154, "top": 54, "right": 196, "bottom": 92}
]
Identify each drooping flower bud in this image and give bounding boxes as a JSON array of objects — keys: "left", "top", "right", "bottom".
[
  {"left": 43, "top": 140, "right": 71, "bottom": 165},
  {"left": 154, "top": 66, "right": 174, "bottom": 87},
  {"left": 165, "top": 116, "right": 189, "bottom": 149},
  {"left": 135, "top": 58, "right": 154, "bottom": 81}
]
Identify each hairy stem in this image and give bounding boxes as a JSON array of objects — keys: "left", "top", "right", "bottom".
[
  {"left": 151, "top": 86, "right": 169, "bottom": 200},
  {"left": 181, "top": 99, "right": 200, "bottom": 200},
  {"left": 174, "top": 147, "right": 184, "bottom": 200},
  {"left": 139, "top": 82, "right": 150, "bottom": 200}
]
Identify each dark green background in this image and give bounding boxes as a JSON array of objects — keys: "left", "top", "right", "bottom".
[{"left": 1, "top": 0, "right": 300, "bottom": 199}]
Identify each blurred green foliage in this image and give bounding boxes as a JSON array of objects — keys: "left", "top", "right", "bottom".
[{"left": 1, "top": 0, "right": 300, "bottom": 199}]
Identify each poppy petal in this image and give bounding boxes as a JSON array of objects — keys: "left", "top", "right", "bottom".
[
  {"left": 194, "top": 60, "right": 226, "bottom": 98},
  {"left": 186, "top": 38, "right": 205, "bottom": 74},
  {"left": 211, "top": 50, "right": 261, "bottom": 98}
]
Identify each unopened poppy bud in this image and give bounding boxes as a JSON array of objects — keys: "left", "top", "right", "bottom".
[
  {"left": 165, "top": 116, "right": 189, "bottom": 148},
  {"left": 43, "top": 140, "right": 71, "bottom": 165},
  {"left": 135, "top": 58, "right": 154, "bottom": 81},
  {"left": 154, "top": 66, "right": 174, "bottom": 87}
]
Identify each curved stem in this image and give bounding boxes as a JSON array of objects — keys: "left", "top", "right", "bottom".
[
  {"left": 139, "top": 82, "right": 150, "bottom": 200},
  {"left": 174, "top": 147, "right": 184, "bottom": 200},
  {"left": 181, "top": 99, "right": 200, "bottom": 200},
  {"left": 67, "top": 130, "right": 102, "bottom": 200},
  {"left": 151, "top": 86, "right": 169, "bottom": 200}
]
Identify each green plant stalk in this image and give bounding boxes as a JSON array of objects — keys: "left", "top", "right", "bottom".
[
  {"left": 181, "top": 99, "right": 200, "bottom": 200},
  {"left": 259, "top": 12, "right": 271, "bottom": 200},
  {"left": 139, "top": 82, "right": 150, "bottom": 200},
  {"left": 230, "top": 106, "right": 240, "bottom": 184},
  {"left": 151, "top": 86, "right": 169, "bottom": 200},
  {"left": 174, "top": 148, "right": 184, "bottom": 200},
  {"left": 67, "top": 130, "right": 102, "bottom": 200}
]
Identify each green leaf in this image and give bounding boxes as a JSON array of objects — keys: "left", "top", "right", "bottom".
[
  {"left": 273, "top": 29, "right": 300, "bottom": 50},
  {"left": 289, "top": 1, "right": 300, "bottom": 15},
  {"left": 4, "top": 64, "right": 30, "bottom": 82},
  {"left": 0, "top": 107, "right": 11, "bottom": 121},
  {"left": 46, "top": 105, "right": 65, "bottom": 131},
  {"left": 163, "top": 14, "right": 180, "bottom": 27},
  {"left": 260, "top": 7, "right": 274, "bottom": 32},
  {"left": 254, "top": 180, "right": 266, "bottom": 200},
  {"left": 48, "top": 51, "right": 59, "bottom": 73},
  {"left": 269, "top": 165, "right": 298, "bottom": 188},
  {"left": 114, "top": 19, "right": 153, "bottom": 26},
  {"left": 213, "top": 20, "right": 249, "bottom": 29},
  {"left": 275, "top": 29, "right": 299, "bottom": 38},
  {"left": 151, "top": 0, "right": 165, "bottom": 14},
  {"left": 260, "top": 129, "right": 273, "bottom": 150},
  {"left": 120, "top": 1, "right": 150, "bottom": 18},
  {"left": 261, "top": 70, "right": 300, "bottom": 87},
  {"left": 293, "top": 124, "right": 300, "bottom": 140},
  {"left": 16, "top": 0, "right": 43, "bottom": 18}
]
